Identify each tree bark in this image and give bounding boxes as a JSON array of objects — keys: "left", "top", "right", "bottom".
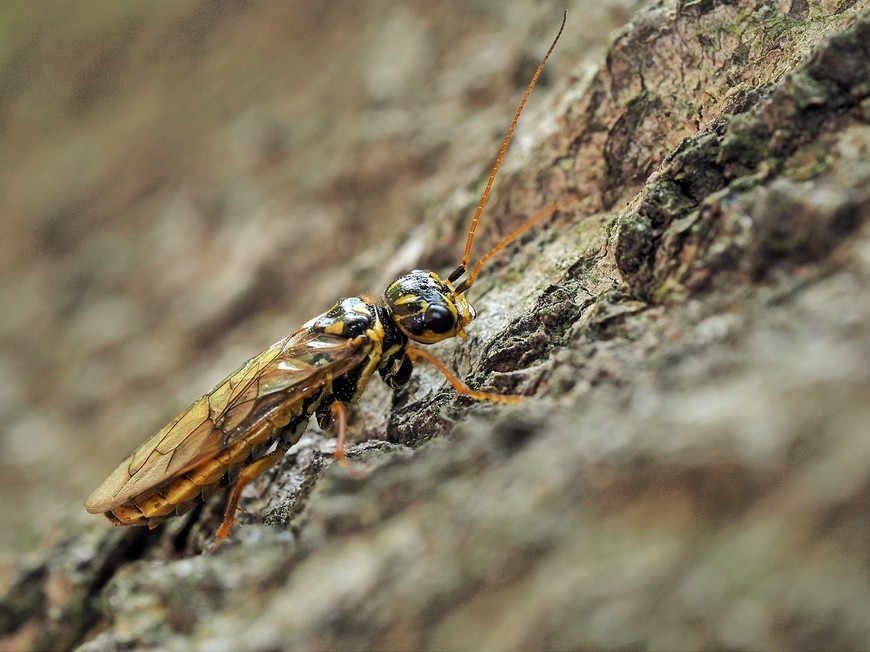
[{"left": 2, "top": 2, "right": 869, "bottom": 650}]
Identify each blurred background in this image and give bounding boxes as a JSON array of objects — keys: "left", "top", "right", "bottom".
[{"left": 0, "top": 1, "right": 641, "bottom": 583}]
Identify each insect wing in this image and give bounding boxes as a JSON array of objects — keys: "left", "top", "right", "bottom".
[{"left": 85, "top": 328, "right": 369, "bottom": 512}]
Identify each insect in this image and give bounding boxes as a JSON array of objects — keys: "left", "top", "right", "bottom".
[{"left": 85, "top": 13, "right": 567, "bottom": 540}]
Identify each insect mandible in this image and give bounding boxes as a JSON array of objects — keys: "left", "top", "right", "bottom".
[{"left": 85, "top": 13, "right": 567, "bottom": 540}]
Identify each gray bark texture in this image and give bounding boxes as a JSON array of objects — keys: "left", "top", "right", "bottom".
[{"left": 1, "top": 1, "right": 869, "bottom": 650}]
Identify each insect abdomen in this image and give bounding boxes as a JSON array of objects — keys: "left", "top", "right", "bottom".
[{"left": 105, "top": 388, "right": 329, "bottom": 527}]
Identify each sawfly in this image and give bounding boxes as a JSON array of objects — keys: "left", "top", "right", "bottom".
[{"left": 86, "top": 13, "right": 567, "bottom": 540}]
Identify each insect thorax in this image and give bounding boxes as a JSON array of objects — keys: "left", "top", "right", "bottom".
[{"left": 307, "top": 296, "right": 411, "bottom": 400}]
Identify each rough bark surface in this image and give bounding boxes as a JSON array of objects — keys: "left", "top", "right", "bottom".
[{"left": 1, "top": 2, "right": 869, "bottom": 650}]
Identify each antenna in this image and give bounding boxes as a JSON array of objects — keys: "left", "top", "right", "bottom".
[
  {"left": 454, "top": 195, "right": 574, "bottom": 294},
  {"left": 448, "top": 10, "right": 567, "bottom": 286}
]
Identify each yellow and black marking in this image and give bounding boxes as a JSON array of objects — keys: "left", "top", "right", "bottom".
[
  {"left": 385, "top": 270, "right": 476, "bottom": 344},
  {"left": 85, "top": 13, "right": 568, "bottom": 540}
]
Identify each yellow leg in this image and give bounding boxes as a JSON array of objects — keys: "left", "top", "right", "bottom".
[
  {"left": 405, "top": 347, "right": 521, "bottom": 404},
  {"left": 330, "top": 401, "right": 351, "bottom": 468},
  {"left": 215, "top": 446, "right": 286, "bottom": 540},
  {"left": 329, "top": 401, "right": 367, "bottom": 479}
]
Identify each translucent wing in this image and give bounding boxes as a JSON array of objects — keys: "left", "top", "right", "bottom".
[{"left": 85, "top": 328, "right": 370, "bottom": 512}]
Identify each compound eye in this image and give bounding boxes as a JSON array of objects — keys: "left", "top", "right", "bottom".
[{"left": 423, "top": 305, "right": 455, "bottom": 334}]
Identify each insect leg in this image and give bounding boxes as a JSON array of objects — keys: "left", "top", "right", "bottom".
[
  {"left": 406, "top": 347, "right": 521, "bottom": 404},
  {"left": 324, "top": 401, "right": 368, "bottom": 479},
  {"left": 215, "top": 441, "right": 290, "bottom": 540},
  {"left": 330, "top": 401, "right": 351, "bottom": 467}
]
